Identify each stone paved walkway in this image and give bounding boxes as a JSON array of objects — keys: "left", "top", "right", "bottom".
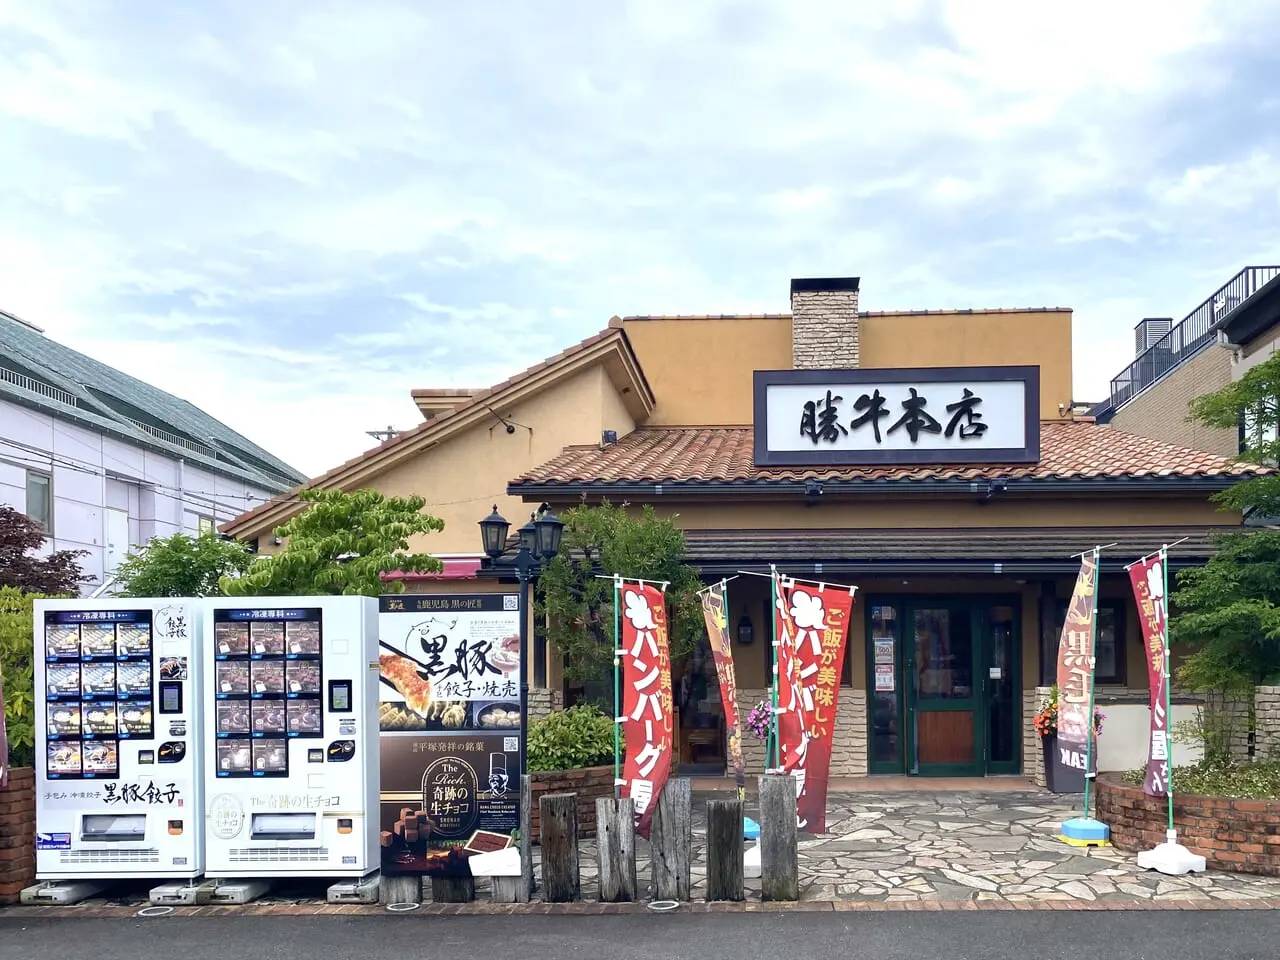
[{"left": 549, "top": 791, "right": 1280, "bottom": 906}]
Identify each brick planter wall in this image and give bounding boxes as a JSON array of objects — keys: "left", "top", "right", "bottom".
[
  {"left": 0, "top": 767, "right": 36, "bottom": 904},
  {"left": 528, "top": 765, "right": 614, "bottom": 841},
  {"left": 1095, "top": 773, "right": 1280, "bottom": 876}
]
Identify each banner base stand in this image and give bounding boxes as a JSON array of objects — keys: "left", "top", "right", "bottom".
[
  {"left": 744, "top": 817, "right": 760, "bottom": 840},
  {"left": 1060, "top": 816, "right": 1110, "bottom": 846},
  {"left": 1138, "top": 830, "right": 1206, "bottom": 876}
]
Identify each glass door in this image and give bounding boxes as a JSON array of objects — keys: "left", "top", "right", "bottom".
[
  {"left": 905, "top": 603, "right": 982, "bottom": 776},
  {"left": 981, "top": 603, "right": 1020, "bottom": 775},
  {"left": 867, "top": 603, "right": 902, "bottom": 774}
]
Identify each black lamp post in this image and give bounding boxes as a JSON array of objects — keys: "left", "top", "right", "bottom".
[{"left": 479, "top": 504, "right": 563, "bottom": 783}]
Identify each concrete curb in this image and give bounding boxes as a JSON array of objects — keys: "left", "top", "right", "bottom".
[{"left": 2, "top": 897, "right": 1279, "bottom": 919}]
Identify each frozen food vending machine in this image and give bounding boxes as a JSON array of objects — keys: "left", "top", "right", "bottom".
[
  {"left": 201, "top": 596, "right": 381, "bottom": 878},
  {"left": 33, "top": 598, "right": 204, "bottom": 881}
]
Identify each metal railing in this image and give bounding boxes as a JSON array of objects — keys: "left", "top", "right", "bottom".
[
  {"left": 0, "top": 365, "right": 79, "bottom": 407},
  {"left": 124, "top": 417, "right": 219, "bottom": 459},
  {"left": 1110, "top": 265, "right": 1280, "bottom": 409}
]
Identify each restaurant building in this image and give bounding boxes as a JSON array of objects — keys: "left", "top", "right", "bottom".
[{"left": 223, "top": 275, "right": 1262, "bottom": 783}]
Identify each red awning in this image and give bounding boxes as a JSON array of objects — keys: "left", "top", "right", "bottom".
[{"left": 381, "top": 558, "right": 483, "bottom": 582}]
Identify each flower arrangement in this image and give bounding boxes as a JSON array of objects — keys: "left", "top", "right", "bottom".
[
  {"left": 746, "top": 700, "right": 773, "bottom": 740},
  {"left": 1033, "top": 684, "right": 1104, "bottom": 739}
]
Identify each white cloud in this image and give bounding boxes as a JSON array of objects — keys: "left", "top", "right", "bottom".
[{"left": 0, "top": 0, "right": 1278, "bottom": 479}]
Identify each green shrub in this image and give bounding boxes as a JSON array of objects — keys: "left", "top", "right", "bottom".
[
  {"left": 1122, "top": 759, "right": 1280, "bottom": 800},
  {"left": 1, "top": 587, "right": 58, "bottom": 770},
  {"left": 526, "top": 704, "right": 616, "bottom": 773}
]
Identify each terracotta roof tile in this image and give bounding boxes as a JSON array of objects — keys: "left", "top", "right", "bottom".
[{"left": 510, "top": 421, "right": 1269, "bottom": 487}]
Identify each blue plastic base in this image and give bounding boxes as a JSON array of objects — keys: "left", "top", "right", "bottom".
[
  {"left": 1060, "top": 816, "right": 1111, "bottom": 846},
  {"left": 744, "top": 817, "right": 760, "bottom": 840}
]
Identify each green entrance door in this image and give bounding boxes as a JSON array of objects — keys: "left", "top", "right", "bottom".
[
  {"left": 906, "top": 603, "right": 982, "bottom": 776},
  {"left": 866, "top": 596, "right": 1022, "bottom": 777}
]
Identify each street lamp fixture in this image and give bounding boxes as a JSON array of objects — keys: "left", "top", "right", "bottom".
[{"left": 477, "top": 503, "right": 563, "bottom": 824}]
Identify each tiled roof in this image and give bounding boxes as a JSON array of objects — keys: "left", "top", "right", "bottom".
[
  {"left": 510, "top": 420, "right": 1267, "bottom": 487},
  {"left": 0, "top": 310, "right": 305, "bottom": 491},
  {"left": 223, "top": 322, "right": 649, "bottom": 536}
]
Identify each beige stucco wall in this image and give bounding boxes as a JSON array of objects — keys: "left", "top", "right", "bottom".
[{"left": 1109, "top": 345, "right": 1236, "bottom": 456}]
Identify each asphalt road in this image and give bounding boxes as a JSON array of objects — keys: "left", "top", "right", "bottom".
[{"left": 2, "top": 911, "right": 1278, "bottom": 960}]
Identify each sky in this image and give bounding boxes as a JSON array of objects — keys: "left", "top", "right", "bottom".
[{"left": 1, "top": 0, "right": 1278, "bottom": 479}]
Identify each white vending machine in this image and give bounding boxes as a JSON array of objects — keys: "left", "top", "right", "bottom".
[
  {"left": 32, "top": 597, "right": 204, "bottom": 885},
  {"left": 201, "top": 596, "right": 380, "bottom": 880}
]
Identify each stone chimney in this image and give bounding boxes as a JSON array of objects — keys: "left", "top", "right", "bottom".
[{"left": 790, "top": 277, "right": 860, "bottom": 370}]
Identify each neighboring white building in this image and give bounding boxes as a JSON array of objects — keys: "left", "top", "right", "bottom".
[{"left": 1, "top": 308, "right": 307, "bottom": 594}]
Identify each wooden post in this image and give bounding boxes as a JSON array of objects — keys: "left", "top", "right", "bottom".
[
  {"left": 431, "top": 875, "right": 475, "bottom": 903},
  {"left": 378, "top": 873, "right": 422, "bottom": 905},
  {"left": 650, "top": 777, "right": 692, "bottom": 901},
  {"left": 519, "top": 773, "right": 534, "bottom": 902},
  {"left": 540, "top": 792, "right": 580, "bottom": 902},
  {"left": 759, "top": 773, "right": 799, "bottom": 901},
  {"left": 705, "top": 798, "right": 744, "bottom": 902},
  {"left": 491, "top": 876, "right": 522, "bottom": 903},
  {"left": 595, "top": 797, "right": 637, "bottom": 902}
]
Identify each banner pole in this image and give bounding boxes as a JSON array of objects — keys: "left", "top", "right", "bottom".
[
  {"left": 1082, "top": 546, "right": 1100, "bottom": 821},
  {"left": 769, "top": 566, "right": 780, "bottom": 771},
  {"left": 613, "top": 576, "right": 621, "bottom": 800},
  {"left": 1161, "top": 545, "right": 1175, "bottom": 833}
]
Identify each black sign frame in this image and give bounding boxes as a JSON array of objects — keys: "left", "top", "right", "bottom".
[{"left": 752, "top": 364, "right": 1042, "bottom": 467}]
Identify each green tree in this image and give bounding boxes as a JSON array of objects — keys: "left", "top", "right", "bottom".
[
  {"left": 222, "top": 488, "right": 444, "bottom": 597},
  {"left": 1186, "top": 353, "right": 1280, "bottom": 515},
  {"left": 0, "top": 505, "right": 87, "bottom": 594},
  {"left": 2, "top": 587, "right": 64, "bottom": 769},
  {"left": 1173, "top": 353, "right": 1280, "bottom": 692},
  {"left": 537, "top": 500, "right": 703, "bottom": 685},
  {"left": 110, "top": 531, "right": 254, "bottom": 597}
]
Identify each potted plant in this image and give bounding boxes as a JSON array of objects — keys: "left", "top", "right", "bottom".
[
  {"left": 525, "top": 704, "right": 617, "bottom": 839},
  {"left": 1034, "top": 684, "right": 1105, "bottom": 794}
]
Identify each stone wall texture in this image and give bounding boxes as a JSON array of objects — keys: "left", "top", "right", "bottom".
[
  {"left": 1198, "top": 690, "right": 1255, "bottom": 761},
  {"left": 733, "top": 687, "right": 868, "bottom": 777},
  {"left": 791, "top": 288, "right": 860, "bottom": 370},
  {"left": 1024, "top": 687, "right": 1051, "bottom": 788},
  {"left": 527, "top": 688, "right": 564, "bottom": 727},
  {"left": 0, "top": 768, "right": 36, "bottom": 904},
  {"left": 529, "top": 765, "right": 614, "bottom": 841},
  {"left": 1096, "top": 773, "right": 1280, "bottom": 876},
  {"left": 1257, "top": 686, "right": 1280, "bottom": 760}
]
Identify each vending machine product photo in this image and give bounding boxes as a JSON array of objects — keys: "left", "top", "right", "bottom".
[
  {"left": 201, "top": 596, "right": 381, "bottom": 880},
  {"left": 32, "top": 597, "right": 204, "bottom": 884}
]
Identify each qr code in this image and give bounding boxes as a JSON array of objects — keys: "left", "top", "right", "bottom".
[
  {"left": 503, "top": 595, "right": 519, "bottom": 611},
  {"left": 504, "top": 737, "right": 519, "bottom": 752}
]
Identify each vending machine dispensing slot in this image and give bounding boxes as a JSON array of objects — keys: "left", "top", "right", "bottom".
[
  {"left": 250, "top": 813, "right": 317, "bottom": 841},
  {"left": 80, "top": 814, "right": 148, "bottom": 842}
]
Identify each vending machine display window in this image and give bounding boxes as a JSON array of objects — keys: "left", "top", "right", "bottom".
[
  {"left": 43, "top": 610, "right": 153, "bottom": 780},
  {"left": 213, "top": 607, "right": 323, "bottom": 778}
]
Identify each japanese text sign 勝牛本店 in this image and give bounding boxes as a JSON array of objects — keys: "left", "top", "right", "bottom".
[
  {"left": 619, "top": 583, "right": 673, "bottom": 839},
  {"left": 753, "top": 366, "right": 1040, "bottom": 467}
]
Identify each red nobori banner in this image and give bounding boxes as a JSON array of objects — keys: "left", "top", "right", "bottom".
[
  {"left": 700, "top": 582, "right": 745, "bottom": 797},
  {"left": 1054, "top": 552, "right": 1099, "bottom": 782},
  {"left": 773, "top": 573, "right": 805, "bottom": 774},
  {"left": 774, "top": 577, "right": 856, "bottom": 833},
  {"left": 619, "top": 582, "right": 673, "bottom": 839},
  {"left": 1129, "top": 553, "right": 1170, "bottom": 797}
]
